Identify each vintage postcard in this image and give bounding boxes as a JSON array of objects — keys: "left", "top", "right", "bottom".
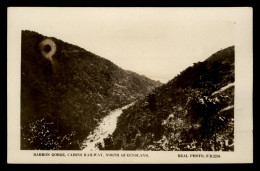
[{"left": 7, "top": 7, "right": 253, "bottom": 163}]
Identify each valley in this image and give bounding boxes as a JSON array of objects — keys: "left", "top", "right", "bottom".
[{"left": 21, "top": 30, "right": 234, "bottom": 151}]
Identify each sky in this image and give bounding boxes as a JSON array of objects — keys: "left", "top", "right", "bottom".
[{"left": 12, "top": 8, "right": 235, "bottom": 83}]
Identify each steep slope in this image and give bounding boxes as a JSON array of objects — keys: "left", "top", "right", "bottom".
[
  {"left": 21, "top": 30, "right": 162, "bottom": 150},
  {"left": 102, "top": 46, "right": 235, "bottom": 151}
]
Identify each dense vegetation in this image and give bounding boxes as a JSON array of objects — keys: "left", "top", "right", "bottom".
[
  {"left": 21, "top": 30, "right": 161, "bottom": 150},
  {"left": 102, "top": 46, "right": 235, "bottom": 151}
]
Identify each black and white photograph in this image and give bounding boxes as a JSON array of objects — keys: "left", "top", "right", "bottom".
[{"left": 7, "top": 7, "right": 253, "bottom": 163}]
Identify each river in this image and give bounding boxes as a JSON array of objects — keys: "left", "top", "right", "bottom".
[{"left": 81, "top": 103, "right": 134, "bottom": 151}]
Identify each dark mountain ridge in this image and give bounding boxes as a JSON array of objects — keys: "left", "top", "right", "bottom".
[
  {"left": 102, "top": 46, "right": 235, "bottom": 151},
  {"left": 21, "top": 30, "right": 161, "bottom": 150}
]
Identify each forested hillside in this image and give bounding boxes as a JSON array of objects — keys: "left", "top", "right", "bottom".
[
  {"left": 21, "top": 30, "right": 161, "bottom": 150},
  {"left": 102, "top": 46, "right": 235, "bottom": 151}
]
